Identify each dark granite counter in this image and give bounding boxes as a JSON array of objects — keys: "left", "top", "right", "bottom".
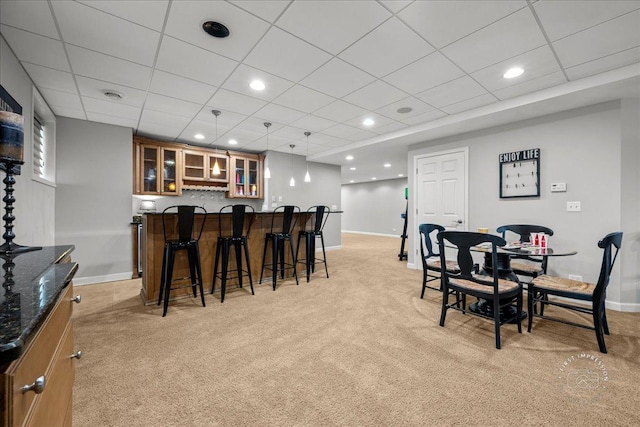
[{"left": 0, "top": 245, "right": 77, "bottom": 364}]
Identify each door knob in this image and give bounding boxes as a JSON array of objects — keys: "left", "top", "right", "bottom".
[{"left": 456, "top": 219, "right": 463, "bottom": 224}]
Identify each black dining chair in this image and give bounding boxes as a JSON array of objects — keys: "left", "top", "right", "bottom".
[
  {"left": 259, "top": 205, "right": 300, "bottom": 290},
  {"left": 496, "top": 224, "right": 554, "bottom": 281},
  {"left": 528, "top": 231, "right": 622, "bottom": 353},
  {"left": 418, "top": 223, "right": 460, "bottom": 297},
  {"left": 437, "top": 231, "right": 523, "bottom": 349},
  {"left": 296, "top": 205, "right": 330, "bottom": 282},
  {"left": 211, "top": 204, "right": 256, "bottom": 303},
  {"left": 158, "top": 205, "right": 207, "bottom": 317}
]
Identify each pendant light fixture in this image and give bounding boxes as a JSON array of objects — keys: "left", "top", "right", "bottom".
[
  {"left": 211, "top": 109, "right": 221, "bottom": 175},
  {"left": 304, "top": 131, "right": 311, "bottom": 183},
  {"left": 289, "top": 144, "right": 295, "bottom": 187},
  {"left": 264, "top": 122, "right": 271, "bottom": 179}
]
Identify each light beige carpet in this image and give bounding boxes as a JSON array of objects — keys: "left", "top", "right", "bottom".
[{"left": 73, "top": 233, "right": 640, "bottom": 426}]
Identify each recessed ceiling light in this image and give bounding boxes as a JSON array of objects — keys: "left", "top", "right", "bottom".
[
  {"left": 398, "top": 173, "right": 404, "bottom": 177},
  {"left": 194, "top": 133, "right": 205, "bottom": 140},
  {"left": 202, "top": 21, "right": 230, "bottom": 38},
  {"left": 350, "top": 180, "right": 354, "bottom": 183},
  {"left": 349, "top": 167, "right": 356, "bottom": 171},
  {"left": 346, "top": 155, "right": 354, "bottom": 160},
  {"left": 397, "top": 107, "right": 413, "bottom": 114},
  {"left": 228, "top": 139, "right": 238, "bottom": 145},
  {"left": 503, "top": 67, "right": 524, "bottom": 79},
  {"left": 372, "top": 177, "right": 377, "bottom": 180},
  {"left": 362, "top": 118, "right": 375, "bottom": 126},
  {"left": 103, "top": 90, "right": 123, "bottom": 101},
  {"left": 384, "top": 163, "right": 391, "bottom": 168},
  {"left": 250, "top": 80, "right": 265, "bottom": 91}
]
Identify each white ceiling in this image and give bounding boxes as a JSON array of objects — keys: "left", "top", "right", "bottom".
[{"left": 1, "top": 0, "right": 639, "bottom": 184}]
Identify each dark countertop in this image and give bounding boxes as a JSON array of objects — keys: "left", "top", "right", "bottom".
[{"left": 0, "top": 245, "right": 77, "bottom": 365}]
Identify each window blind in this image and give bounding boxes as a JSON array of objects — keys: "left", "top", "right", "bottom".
[{"left": 33, "top": 115, "right": 45, "bottom": 177}]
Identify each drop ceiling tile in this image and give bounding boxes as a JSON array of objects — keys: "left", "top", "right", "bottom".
[
  {"left": 221, "top": 64, "right": 295, "bottom": 101},
  {"left": 375, "top": 96, "right": 437, "bottom": 121},
  {"left": 178, "top": 119, "right": 235, "bottom": 145},
  {"left": 164, "top": 1, "right": 270, "bottom": 62},
  {"left": 219, "top": 127, "right": 264, "bottom": 148},
  {"left": 229, "top": 1, "right": 291, "bottom": 23},
  {"left": 379, "top": 1, "right": 413, "bottom": 14},
  {"left": 235, "top": 116, "right": 281, "bottom": 135},
  {"left": 400, "top": 109, "right": 448, "bottom": 126},
  {"left": 66, "top": 45, "right": 152, "bottom": 89},
  {"left": 374, "top": 121, "right": 409, "bottom": 134},
  {"left": 300, "top": 58, "right": 376, "bottom": 98},
  {"left": 416, "top": 76, "right": 489, "bottom": 109},
  {"left": 553, "top": 10, "right": 640, "bottom": 68},
  {"left": 305, "top": 132, "right": 340, "bottom": 147},
  {"left": 141, "top": 109, "right": 191, "bottom": 128},
  {"left": 77, "top": 0, "right": 169, "bottom": 31},
  {"left": 493, "top": 71, "right": 567, "bottom": 100},
  {"left": 289, "top": 115, "right": 336, "bottom": 133},
  {"left": 0, "top": 25, "right": 70, "bottom": 72},
  {"left": 149, "top": 70, "right": 217, "bottom": 104},
  {"left": 343, "top": 113, "right": 395, "bottom": 131},
  {"left": 137, "top": 122, "right": 184, "bottom": 140},
  {"left": 313, "top": 100, "right": 369, "bottom": 122},
  {"left": 470, "top": 45, "right": 563, "bottom": 91},
  {"left": 339, "top": 17, "right": 434, "bottom": 78},
  {"left": 51, "top": 106, "right": 87, "bottom": 120},
  {"left": 82, "top": 96, "right": 142, "bottom": 120},
  {"left": 145, "top": 93, "right": 203, "bottom": 118},
  {"left": 344, "top": 130, "right": 378, "bottom": 142},
  {"left": 343, "top": 80, "right": 407, "bottom": 111},
  {"left": 243, "top": 27, "right": 332, "bottom": 82},
  {"left": 254, "top": 103, "right": 307, "bottom": 125},
  {"left": 85, "top": 112, "right": 139, "bottom": 129},
  {"left": 193, "top": 108, "right": 247, "bottom": 129},
  {"left": 23, "top": 63, "right": 77, "bottom": 94},
  {"left": 207, "top": 88, "right": 267, "bottom": 116},
  {"left": 399, "top": 0, "right": 524, "bottom": 49},
  {"left": 566, "top": 47, "right": 640, "bottom": 80},
  {"left": 51, "top": 1, "right": 161, "bottom": 66},
  {"left": 440, "top": 93, "right": 498, "bottom": 115},
  {"left": 156, "top": 36, "right": 238, "bottom": 86},
  {"left": 76, "top": 76, "right": 147, "bottom": 107},
  {"left": 322, "top": 123, "right": 362, "bottom": 139},
  {"left": 270, "top": 125, "right": 306, "bottom": 143},
  {"left": 383, "top": 52, "right": 465, "bottom": 94},
  {"left": 276, "top": 1, "right": 390, "bottom": 55},
  {"left": 39, "top": 88, "right": 83, "bottom": 110},
  {"left": 534, "top": 0, "right": 640, "bottom": 42},
  {"left": 441, "top": 8, "right": 546, "bottom": 73},
  {"left": 0, "top": 0, "right": 58, "bottom": 38},
  {"left": 273, "top": 85, "right": 334, "bottom": 114}
]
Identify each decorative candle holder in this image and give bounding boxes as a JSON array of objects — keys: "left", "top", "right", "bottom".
[{"left": 0, "top": 111, "right": 41, "bottom": 255}]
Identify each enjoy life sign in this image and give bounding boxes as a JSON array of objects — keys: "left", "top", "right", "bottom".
[{"left": 499, "top": 148, "right": 540, "bottom": 164}]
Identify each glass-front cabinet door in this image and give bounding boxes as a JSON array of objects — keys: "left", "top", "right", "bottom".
[
  {"left": 134, "top": 138, "right": 181, "bottom": 196},
  {"left": 183, "top": 150, "right": 206, "bottom": 181},
  {"left": 208, "top": 153, "right": 228, "bottom": 183},
  {"left": 228, "top": 153, "right": 263, "bottom": 199},
  {"left": 142, "top": 146, "right": 158, "bottom": 193},
  {"left": 161, "top": 148, "right": 179, "bottom": 194}
]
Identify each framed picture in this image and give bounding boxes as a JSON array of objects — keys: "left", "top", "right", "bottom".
[
  {"left": 0, "top": 85, "right": 23, "bottom": 173},
  {"left": 499, "top": 148, "right": 540, "bottom": 198}
]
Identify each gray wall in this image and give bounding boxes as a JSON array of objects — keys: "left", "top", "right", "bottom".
[
  {"left": 408, "top": 101, "right": 638, "bottom": 310},
  {"left": 56, "top": 117, "right": 133, "bottom": 284},
  {"left": 341, "top": 178, "right": 407, "bottom": 237},
  {"left": 0, "top": 36, "right": 55, "bottom": 247}
]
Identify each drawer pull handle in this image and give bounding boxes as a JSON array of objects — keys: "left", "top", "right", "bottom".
[
  {"left": 71, "top": 350, "right": 82, "bottom": 359},
  {"left": 71, "top": 295, "right": 82, "bottom": 303},
  {"left": 22, "top": 376, "right": 46, "bottom": 394}
]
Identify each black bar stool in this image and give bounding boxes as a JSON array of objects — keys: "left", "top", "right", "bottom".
[
  {"left": 259, "top": 205, "right": 300, "bottom": 290},
  {"left": 158, "top": 205, "right": 207, "bottom": 317},
  {"left": 296, "top": 205, "right": 330, "bottom": 282},
  {"left": 211, "top": 204, "right": 255, "bottom": 303}
]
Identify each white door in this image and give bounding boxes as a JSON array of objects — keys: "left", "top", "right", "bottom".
[{"left": 415, "top": 149, "right": 467, "bottom": 259}]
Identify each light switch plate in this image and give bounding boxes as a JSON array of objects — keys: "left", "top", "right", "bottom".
[
  {"left": 551, "top": 182, "right": 567, "bottom": 192},
  {"left": 567, "top": 201, "right": 581, "bottom": 212}
]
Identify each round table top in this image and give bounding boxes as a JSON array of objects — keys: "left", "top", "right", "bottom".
[{"left": 462, "top": 242, "right": 577, "bottom": 257}]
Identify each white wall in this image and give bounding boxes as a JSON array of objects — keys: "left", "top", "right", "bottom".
[
  {"left": 55, "top": 117, "right": 133, "bottom": 284},
  {"left": 0, "top": 36, "right": 56, "bottom": 247},
  {"left": 341, "top": 178, "right": 407, "bottom": 238},
  {"left": 408, "top": 101, "right": 639, "bottom": 310}
]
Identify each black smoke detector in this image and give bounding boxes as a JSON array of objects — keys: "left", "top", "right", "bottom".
[{"left": 203, "top": 21, "right": 230, "bottom": 38}]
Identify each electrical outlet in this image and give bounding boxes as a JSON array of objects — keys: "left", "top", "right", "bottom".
[
  {"left": 567, "top": 201, "right": 581, "bottom": 212},
  {"left": 271, "top": 202, "right": 277, "bottom": 208},
  {"left": 568, "top": 274, "right": 583, "bottom": 281},
  {"left": 278, "top": 196, "right": 283, "bottom": 202}
]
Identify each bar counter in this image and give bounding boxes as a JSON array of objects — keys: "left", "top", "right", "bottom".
[
  {"left": 140, "top": 211, "right": 315, "bottom": 304},
  {"left": 0, "top": 246, "right": 77, "bottom": 364}
]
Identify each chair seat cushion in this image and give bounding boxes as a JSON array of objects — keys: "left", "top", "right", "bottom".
[
  {"left": 510, "top": 261, "right": 543, "bottom": 275},
  {"left": 531, "top": 274, "right": 595, "bottom": 297},
  {"left": 449, "top": 277, "right": 519, "bottom": 294},
  {"left": 426, "top": 258, "right": 460, "bottom": 273}
]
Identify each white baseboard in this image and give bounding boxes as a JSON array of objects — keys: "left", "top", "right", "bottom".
[
  {"left": 73, "top": 272, "right": 134, "bottom": 286},
  {"left": 342, "top": 230, "right": 399, "bottom": 238},
  {"left": 324, "top": 245, "right": 341, "bottom": 251},
  {"left": 605, "top": 300, "right": 640, "bottom": 312}
]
